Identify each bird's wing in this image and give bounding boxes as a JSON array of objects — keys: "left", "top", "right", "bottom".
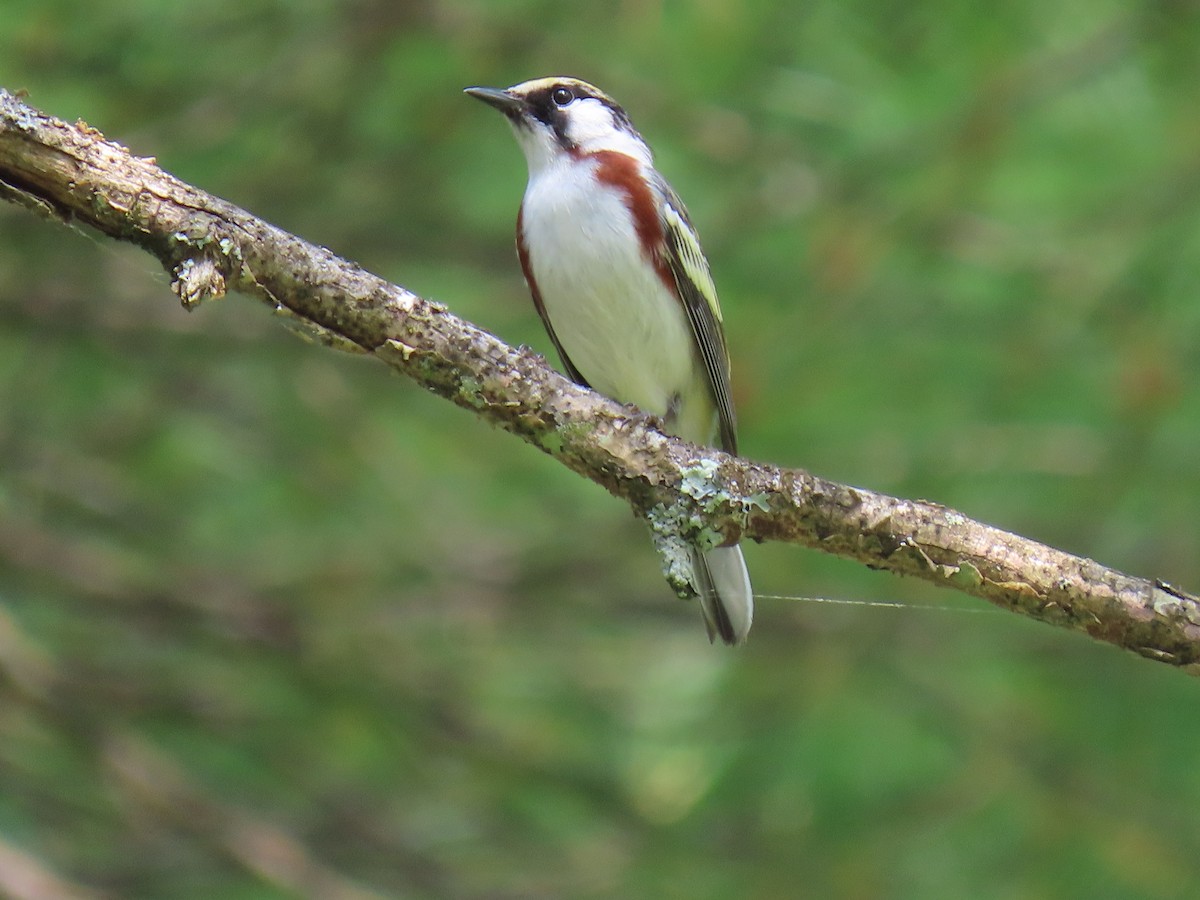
[{"left": 655, "top": 176, "right": 737, "bottom": 454}]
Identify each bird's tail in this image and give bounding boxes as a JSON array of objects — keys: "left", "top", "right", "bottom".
[{"left": 692, "top": 544, "right": 753, "bottom": 645}]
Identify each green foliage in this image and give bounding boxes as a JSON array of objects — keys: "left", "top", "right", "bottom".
[{"left": 3, "top": 1, "right": 1200, "bottom": 897}]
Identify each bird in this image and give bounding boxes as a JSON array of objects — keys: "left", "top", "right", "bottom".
[{"left": 465, "top": 76, "right": 753, "bottom": 645}]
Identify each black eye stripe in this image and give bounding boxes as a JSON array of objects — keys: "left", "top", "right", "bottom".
[{"left": 524, "top": 82, "right": 645, "bottom": 151}]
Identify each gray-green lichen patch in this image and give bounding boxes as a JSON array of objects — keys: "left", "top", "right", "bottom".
[
  {"left": 679, "top": 458, "right": 721, "bottom": 503},
  {"left": 169, "top": 231, "right": 242, "bottom": 264},
  {"left": 647, "top": 459, "right": 740, "bottom": 600},
  {"left": 0, "top": 90, "right": 38, "bottom": 131},
  {"left": 744, "top": 492, "right": 770, "bottom": 512},
  {"left": 675, "top": 456, "right": 755, "bottom": 547},
  {"left": 647, "top": 505, "right": 699, "bottom": 599}
]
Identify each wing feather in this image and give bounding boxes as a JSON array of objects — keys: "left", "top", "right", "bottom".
[{"left": 654, "top": 177, "right": 737, "bottom": 454}]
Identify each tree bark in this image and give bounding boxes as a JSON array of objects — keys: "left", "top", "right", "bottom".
[{"left": 3, "top": 88, "right": 1197, "bottom": 672}]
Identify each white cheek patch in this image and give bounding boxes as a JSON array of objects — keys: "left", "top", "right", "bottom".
[
  {"left": 565, "top": 99, "right": 652, "bottom": 164},
  {"left": 564, "top": 99, "right": 616, "bottom": 146}
]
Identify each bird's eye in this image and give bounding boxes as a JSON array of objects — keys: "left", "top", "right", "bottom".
[{"left": 551, "top": 86, "right": 575, "bottom": 106}]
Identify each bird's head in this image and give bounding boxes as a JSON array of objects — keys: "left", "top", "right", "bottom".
[{"left": 465, "top": 77, "right": 652, "bottom": 173}]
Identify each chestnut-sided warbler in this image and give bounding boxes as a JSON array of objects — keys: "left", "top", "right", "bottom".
[{"left": 466, "top": 76, "right": 753, "bottom": 645}]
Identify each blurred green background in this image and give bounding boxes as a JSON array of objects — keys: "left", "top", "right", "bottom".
[{"left": 3, "top": 1, "right": 1200, "bottom": 897}]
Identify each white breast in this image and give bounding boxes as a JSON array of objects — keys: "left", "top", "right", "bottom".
[{"left": 520, "top": 157, "right": 713, "bottom": 441}]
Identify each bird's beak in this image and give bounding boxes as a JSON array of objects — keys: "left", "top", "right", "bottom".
[{"left": 464, "top": 86, "right": 527, "bottom": 116}]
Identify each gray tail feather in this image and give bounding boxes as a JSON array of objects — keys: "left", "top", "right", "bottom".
[{"left": 691, "top": 544, "right": 753, "bottom": 646}]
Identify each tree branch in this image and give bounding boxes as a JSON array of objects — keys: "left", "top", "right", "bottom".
[{"left": 3, "top": 88, "right": 1198, "bottom": 672}]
